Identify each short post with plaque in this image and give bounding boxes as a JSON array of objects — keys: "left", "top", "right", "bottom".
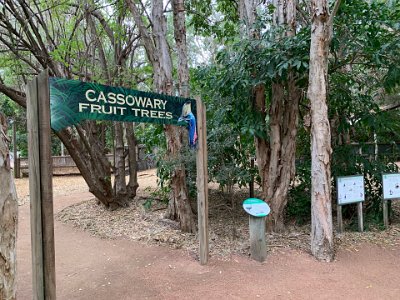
[{"left": 243, "top": 198, "right": 270, "bottom": 262}]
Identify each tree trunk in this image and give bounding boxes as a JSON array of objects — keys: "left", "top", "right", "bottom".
[
  {"left": 253, "top": 84, "right": 270, "bottom": 204},
  {"left": 126, "top": 0, "right": 195, "bottom": 232},
  {"left": 0, "top": 113, "right": 18, "bottom": 300},
  {"left": 166, "top": 0, "right": 196, "bottom": 232},
  {"left": 173, "top": 0, "right": 190, "bottom": 98},
  {"left": 0, "top": 1, "right": 141, "bottom": 210},
  {"left": 239, "top": 0, "right": 271, "bottom": 206},
  {"left": 308, "top": 0, "right": 337, "bottom": 262},
  {"left": 265, "top": 82, "right": 284, "bottom": 230},
  {"left": 239, "top": 0, "right": 301, "bottom": 232},
  {"left": 238, "top": 0, "right": 257, "bottom": 37},
  {"left": 164, "top": 124, "right": 196, "bottom": 232},
  {"left": 266, "top": 77, "right": 300, "bottom": 232},
  {"left": 126, "top": 122, "right": 139, "bottom": 199},
  {"left": 114, "top": 122, "right": 127, "bottom": 208},
  {"left": 263, "top": 0, "right": 301, "bottom": 232},
  {"left": 56, "top": 124, "right": 114, "bottom": 207}
]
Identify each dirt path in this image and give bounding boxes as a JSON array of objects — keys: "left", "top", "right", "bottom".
[{"left": 16, "top": 175, "right": 400, "bottom": 299}]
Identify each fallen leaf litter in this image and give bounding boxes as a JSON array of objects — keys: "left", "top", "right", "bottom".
[{"left": 15, "top": 171, "right": 400, "bottom": 260}]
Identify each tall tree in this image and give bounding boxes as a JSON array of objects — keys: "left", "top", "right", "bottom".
[
  {"left": 264, "top": 0, "right": 301, "bottom": 231},
  {"left": 0, "top": 0, "right": 140, "bottom": 209},
  {"left": 0, "top": 112, "right": 18, "bottom": 300},
  {"left": 308, "top": 0, "right": 341, "bottom": 261},
  {"left": 238, "top": 0, "right": 301, "bottom": 231},
  {"left": 126, "top": 0, "right": 196, "bottom": 232},
  {"left": 237, "top": 0, "right": 270, "bottom": 228}
]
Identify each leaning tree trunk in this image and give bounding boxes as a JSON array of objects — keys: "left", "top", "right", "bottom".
[
  {"left": 0, "top": 1, "right": 142, "bottom": 210},
  {"left": 0, "top": 113, "right": 18, "bottom": 300},
  {"left": 308, "top": 0, "right": 339, "bottom": 262}
]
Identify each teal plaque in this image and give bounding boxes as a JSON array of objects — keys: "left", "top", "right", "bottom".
[{"left": 243, "top": 198, "right": 270, "bottom": 217}]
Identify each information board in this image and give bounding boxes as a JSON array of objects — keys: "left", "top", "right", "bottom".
[
  {"left": 243, "top": 198, "right": 270, "bottom": 217},
  {"left": 382, "top": 173, "right": 400, "bottom": 199},
  {"left": 337, "top": 175, "right": 365, "bottom": 205}
]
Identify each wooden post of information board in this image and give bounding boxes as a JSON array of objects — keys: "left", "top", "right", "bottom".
[
  {"left": 195, "top": 97, "right": 209, "bottom": 265},
  {"left": 357, "top": 202, "right": 364, "bottom": 232},
  {"left": 249, "top": 216, "right": 266, "bottom": 262},
  {"left": 27, "top": 69, "right": 56, "bottom": 299},
  {"left": 337, "top": 203, "right": 363, "bottom": 233},
  {"left": 383, "top": 199, "right": 389, "bottom": 228},
  {"left": 337, "top": 205, "right": 343, "bottom": 233}
]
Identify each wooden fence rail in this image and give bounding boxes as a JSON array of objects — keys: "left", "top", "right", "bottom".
[{"left": 16, "top": 146, "right": 155, "bottom": 177}]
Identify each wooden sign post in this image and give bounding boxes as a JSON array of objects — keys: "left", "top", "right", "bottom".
[
  {"left": 26, "top": 73, "right": 210, "bottom": 299},
  {"left": 27, "top": 70, "right": 56, "bottom": 299},
  {"left": 336, "top": 175, "right": 365, "bottom": 233},
  {"left": 243, "top": 198, "right": 270, "bottom": 262},
  {"left": 383, "top": 199, "right": 389, "bottom": 228},
  {"left": 249, "top": 216, "right": 267, "bottom": 262},
  {"left": 196, "top": 97, "right": 209, "bottom": 265}
]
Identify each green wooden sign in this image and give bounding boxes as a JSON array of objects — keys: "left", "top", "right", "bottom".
[{"left": 49, "top": 77, "right": 197, "bottom": 132}]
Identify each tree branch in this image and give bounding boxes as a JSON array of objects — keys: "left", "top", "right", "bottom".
[
  {"left": 88, "top": 7, "right": 115, "bottom": 45},
  {"left": 86, "top": 12, "right": 111, "bottom": 83},
  {"left": 125, "top": 0, "right": 157, "bottom": 65},
  {"left": 328, "top": 0, "right": 342, "bottom": 26},
  {"left": 379, "top": 97, "right": 400, "bottom": 112},
  {"left": 0, "top": 83, "right": 26, "bottom": 108},
  {"left": 296, "top": 4, "right": 310, "bottom": 26}
]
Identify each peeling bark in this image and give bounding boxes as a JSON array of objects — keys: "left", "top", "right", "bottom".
[
  {"left": 266, "top": 77, "right": 300, "bottom": 232},
  {"left": 239, "top": 0, "right": 270, "bottom": 210},
  {"left": 126, "top": 122, "right": 139, "bottom": 199},
  {"left": 308, "top": 0, "right": 340, "bottom": 262},
  {"left": 241, "top": 0, "right": 301, "bottom": 232},
  {"left": 0, "top": 113, "right": 18, "bottom": 300},
  {"left": 168, "top": 0, "right": 196, "bottom": 233},
  {"left": 126, "top": 0, "right": 195, "bottom": 232},
  {"left": 114, "top": 122, "right": 127, "bottom": 207}
]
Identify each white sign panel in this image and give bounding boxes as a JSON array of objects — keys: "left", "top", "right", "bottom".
[
  {"left": 382, "top": 173, "right": 400, "bottom": 199},
  {"left": 337, "top": 175, "right": 365, "bottom": 205}
]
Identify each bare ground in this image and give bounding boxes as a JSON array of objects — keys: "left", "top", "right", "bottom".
[{"left": 15, "top": 170, "right": 400, "bottom": 299}]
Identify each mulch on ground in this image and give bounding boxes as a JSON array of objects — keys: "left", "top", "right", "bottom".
[
  {"left": 14, "top": 171, "right": 400, "bottom": 260},
  {"left": 55, "top": 180, "right": 400, "bottom": 260}
]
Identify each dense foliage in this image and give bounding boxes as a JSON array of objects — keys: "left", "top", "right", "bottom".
[{"left": 190, "top": 0, "right": 400, "bottom": 225}]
